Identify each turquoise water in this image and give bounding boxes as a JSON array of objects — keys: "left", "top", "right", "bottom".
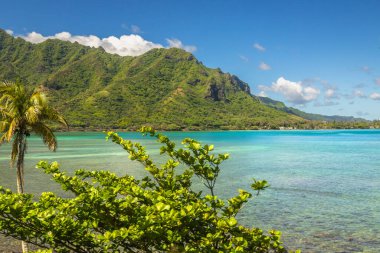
[{"left": 1, "top": 130, "right": 380, "bottom": 252}]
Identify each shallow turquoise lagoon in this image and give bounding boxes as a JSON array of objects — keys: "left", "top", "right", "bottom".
[{"left": 1, "top": 130, "right": 380, "bottom": 252}]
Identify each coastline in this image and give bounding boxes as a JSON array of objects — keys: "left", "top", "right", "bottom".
[{"left": 57, "top": 125, "right": 380, "bottom": 133}]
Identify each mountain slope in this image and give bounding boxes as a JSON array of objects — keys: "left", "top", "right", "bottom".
[
  {"left": 258, "top": 96, "right": 366, "bottom": 122},
  {"left": 0, "top": 29, "right": 304, "bottom": 130}
]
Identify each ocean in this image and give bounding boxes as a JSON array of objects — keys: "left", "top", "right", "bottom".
[{"left": 1, "top": 130, "right": 379, "bottom": 252}]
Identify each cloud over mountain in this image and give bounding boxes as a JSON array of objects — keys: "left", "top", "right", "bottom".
[
  {"left": 11, "top": 30, "right": 196, "bottom": 56},
  {"left": 166, "top": 38, "right": 197, "bottom": 53},
  {"left": 259, "top": 77, "right": 320, "bottom": 104}
]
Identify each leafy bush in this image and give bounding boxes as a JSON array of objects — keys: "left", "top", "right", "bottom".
[{"left": 0, "top": 127, "right": 294, "bottom": 252}]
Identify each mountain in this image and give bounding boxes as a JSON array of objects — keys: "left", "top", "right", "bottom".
[
  {"left": 258, "top": 96, "right": 367, "bottom": 122},
  {"left": 0, "top": 29, "right": 308, "bottom": 130}
]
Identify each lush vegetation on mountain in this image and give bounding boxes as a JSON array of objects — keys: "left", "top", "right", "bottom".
[
  {"left": 0, "top": 29, "right": 304, "bottom": 130},
  {"left": 0, "top": 128, "right": 298, "bottom": 252},
  {"left": 0, "top": 29, "right": 377, "bottom": 130}
]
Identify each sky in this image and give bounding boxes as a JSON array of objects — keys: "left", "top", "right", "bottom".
[{"left": 1, "top": 0, "right": 380, "bottom": 119}]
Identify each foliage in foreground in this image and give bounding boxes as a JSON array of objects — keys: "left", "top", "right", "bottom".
[
  {"left": 0, "top": 80, "right": 68, "bottom": 193},
  {"left": 0, "top": 127, "right": 295, "bottom": 252},
  {"left": 0, "top": 80, "right": 67, "bottom": 252}
]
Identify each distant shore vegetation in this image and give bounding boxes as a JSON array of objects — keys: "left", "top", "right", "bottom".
[{"left": 65, "top": 120, "right": 380, "bottom": 132}]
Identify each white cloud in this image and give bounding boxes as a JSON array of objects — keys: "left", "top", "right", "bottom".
[
  {"left": 325, "top": 88, "right": 335, "bottom": 98},
  {"left": 101, "top": 35, "right": 163, "bottom": 56},
  {"left": 258, "top": 62, "right": 271, "bottom": 71},
  {"left": 259, "top": 77, "right": 320, "bottom": 104},
  {"left": 324, "top": 88, "right": 340, "bottom": 100},
  {"left": 318, "top": 88, "right": 340, "bottom": 106},
  {"left": 239, "top": 55, "right": 249, "bottom": 62},
  {"left": 131, "top": 25, "right": 142, "bottom": 34},
  {"left": 22, "top": 31, "right": 47, "bottom": 43},
  {"left": 258, "top": 84, "right": 270, "bottom": 91},
  {"left": 369, "top": 92, "right": 380, "bottom": 100},
  {"left": 253, "top": 43, "right": 266, "bottom": 52},
  {"left": 16, "top": 31, "right": 196, "bottom": 56},
  {"left": 166, "top": 38, "right": 197, "bottom": 53},
  {"left": 122, "top": 24, "right": 142, "bottom": 34},
  {"left": 257, "top": 91, "right": 267, "bottom": 97},
  {"left": 353, "top": 89, "right": 366, "bottom": 98},
  {"left": 5, "top": 29, "right": 14, "bottom": 35},
  {"left": 19, "top": 31, "right": 162, "bottom": 56}
]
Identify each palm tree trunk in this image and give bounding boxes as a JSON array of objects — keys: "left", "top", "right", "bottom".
[
  {"left": 16, "top": 135, "right": 25, "bottom": 194},
  {"left": 16, "top": 135, "right": 29, "bottom": 253}
]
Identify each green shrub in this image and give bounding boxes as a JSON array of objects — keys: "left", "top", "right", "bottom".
[{"left": 0, "top": 127, "right": 296, "bottom": 252}]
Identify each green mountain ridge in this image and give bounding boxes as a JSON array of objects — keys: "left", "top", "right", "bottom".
[
  {"left": 258, "top": 96, "right": 367, "bottom": 122},
  {"left": 0, "top": 29, "right": 364, "bottom": 130}
]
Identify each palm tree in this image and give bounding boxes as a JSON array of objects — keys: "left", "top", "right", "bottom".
[{"left": 0, "top": 81, "right": 68, "bottom": 252}]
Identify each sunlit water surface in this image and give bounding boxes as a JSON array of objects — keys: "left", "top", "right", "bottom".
[{"left": 1, "top": 130, "right": 379, "bottom": 252}]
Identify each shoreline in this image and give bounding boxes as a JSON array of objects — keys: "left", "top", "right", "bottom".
[{"left": 56, "top": 126, "right": 380, "bottom": 133}]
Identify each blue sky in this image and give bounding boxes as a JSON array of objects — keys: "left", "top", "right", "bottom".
[{"left": 1, "top": 0, "right": 380, "bottom": 119}]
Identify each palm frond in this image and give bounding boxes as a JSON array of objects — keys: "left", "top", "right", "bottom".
[
  {"left": 0, "top": 81, "right": 13, "bottom": 93},
  {"left": 41, "top": 106, "right": 69, "bottom": 129},
  {"left": 5, "top": 119, "right": 17, "bottom": 142},
  {"left": 0, "top": 132, "right": 8, "bottom": 144},
  {"left": 0, "top": 81, "right": 67, "bottom": 173},
  {"left": 30, "top": 91, "right": 47, "bottom": 107},
  {"left": 31, "top": 123, "right": 57, "bottom": 151},
  {"left": 25, "top": 106, "right": 41, "bottom": 124},
  {"left": 0, "top": 120, "right": 10, "bottom": 135}
]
